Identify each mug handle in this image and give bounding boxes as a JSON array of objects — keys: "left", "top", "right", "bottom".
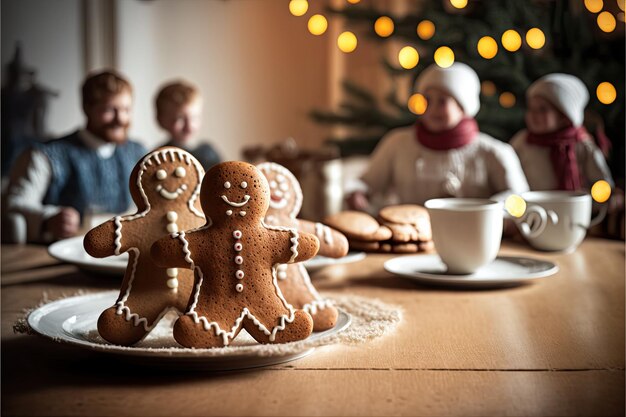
[
  {"left": 573, "top": 202, "right": 608, "bottom": 230},
  {"left": 516, "top": 205, "right": 559, "bottom": 238}
]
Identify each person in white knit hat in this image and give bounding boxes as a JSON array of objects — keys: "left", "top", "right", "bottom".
[
  {"left": 511, "top": 73, "right": 613, "bottom": 191},
  {"left": 347, "top": 62, "right": 529, "bottom": 211}
]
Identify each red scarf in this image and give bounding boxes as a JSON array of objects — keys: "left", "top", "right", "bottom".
[
  {"left": 526, "top": 126, "right": 590, "bottom": 191},
  {"left": 415, "top": 118, "right": 479, "bottom": 151}
]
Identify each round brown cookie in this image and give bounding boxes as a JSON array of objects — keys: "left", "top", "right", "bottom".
[
  {"left": 151, "top": 161, "right": 319, "bottom": 348},
  {"left": 372, "top": 225, "right": 393, "bottom": 241},
  {"left": 84, "top": 147, "right": 206, "bottom": 346},
  {"left": 348, "top": 239, "right": 381, "bottom": 251},
  {"left": 418, "top": 240, "right": 435, "bottom": 252},
  {"left": 380, "top": 222, "right": 419, "bottom": 242},
  {"left": 258, "top": 162, "right": 340, "bottom": 331},
  {"left": 323, "top": 211, "right": 380, "bottom": 241},
  {"left": 379, "top": 204, "right": 431, "bottom": 241},
  {"left": 391, "top": 242, "right": 420, "bottom": 253}
]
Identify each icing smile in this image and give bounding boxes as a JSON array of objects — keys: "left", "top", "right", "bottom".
[
  {"left": 269, "top": 194, "right": 287, "bottom": 209},
  {"left": 156, "top": 184, "right": 188, "bottom": 200},
  {"left": 221, "top": 194, "right": 250, "bottom": 207}
]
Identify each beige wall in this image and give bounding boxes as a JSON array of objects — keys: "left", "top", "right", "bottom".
[{"left": 116, "top": 0, "right": 336, "bottom": 160}]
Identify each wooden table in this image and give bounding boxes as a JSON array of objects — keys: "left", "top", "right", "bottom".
[{"left": 2, "top": 238, "right": 624, "bottom": 416}]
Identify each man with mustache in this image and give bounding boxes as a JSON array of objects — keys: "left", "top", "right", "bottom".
[{"left": 3, "top": 70, "right": 146, "bottom": 243}]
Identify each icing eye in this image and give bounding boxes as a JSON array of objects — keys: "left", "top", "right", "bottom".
[
  {"left": 277, "top": 174, "right": 286, "bottom": 182},
  {"left": 279, "top": 183, "right": 289, "bottom": 191},
  {"left": 240, "top": 181, "right": 248, "bottom": 189},
  {"left": 270, "top": 180, "right": 277, "bottom": 188},
  {"left": 175, "top": 167, "right": 186, "bottom": 178},
  {"left": 156, "top": 169, "right": 167, "bottom": 180},
  {"left": 224, "top": 181, "right": 231, "bottom": 189}
]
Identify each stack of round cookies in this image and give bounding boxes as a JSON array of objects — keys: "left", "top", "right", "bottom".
[{"left": 323, "top": 205, "right": 433, "bottom": 254}]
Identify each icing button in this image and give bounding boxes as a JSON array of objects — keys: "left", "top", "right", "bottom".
[
  {"left": 233, "top": 230, "right": 242, "bottom": 239},
  {"left": 234, "top": 243, "right": 243, "bottom": 251},
  {"left": 167, "top": 211, "right": 178, "bottom": 222},
  {"left": 167, "top": 223, "right": 179, "bottom": 233},
  {"left": 235, "top": 283, "right": 243, "bottom": 293},
  {"left": 166, "top": 268, "right": 178, "bottom": 277},
  {"left": 235, "top": 270, "right": 245, "bottom": 279},
  {"left": 167, "top": 278, "right": 179, "bottom": 289},
  {"left": 235, "top": 256, "right": 243, "bottom": 265}
]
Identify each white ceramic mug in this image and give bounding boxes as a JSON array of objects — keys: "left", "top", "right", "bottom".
[
  {"left": 425, "top": 198, "right": 503, "bottom": 274},
  {"left": 514, "top": 191, "right": 606, "bottom": 252}
]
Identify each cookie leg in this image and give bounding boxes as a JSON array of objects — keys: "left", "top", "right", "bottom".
[
  {"left": 307, "top": 303, "right": 339, "bottom": 332},
  {"left": 173, "top": 310, "right": 244, "bottom": 348},
  {"left": 244, "top": 298, "right": 313, "bottom": 344},
  {"left": 97, "top": 304, "right": 166, "bottom": 346}
]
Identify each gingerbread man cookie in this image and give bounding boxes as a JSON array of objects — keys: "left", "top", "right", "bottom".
[
  {"left": 84, "top": 146, "right": 206, "bottom": 345},
  {"left": 258, "top": 162, "right": 348, "bottom": 331},
  {"left": 150, "top": 161, "right": 319, "bottom": 348}
]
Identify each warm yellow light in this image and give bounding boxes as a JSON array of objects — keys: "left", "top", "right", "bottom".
[
  {"left": 308, "top": 14, "right": 328, "bottom": 36},
  {"left": 346, "top": 0, "right": 361, "bottom": 4},
  {"left": 338, "top": 31, "right": 358, "bottom": 53},
  {"left": 398, "top": 46, "right": 419, "bottom": 69},
  {"left": 525, "top": 28, "right": 546, "bottom": 49},
  {"left": 434, "top": 46, "right": 455, "bottom": 68},
  {"left": 408, "top": 93, "right": 428, "bottom": 115},
  {"left": 417, "top": 20, "right": 435, "bottom": 40},
  {"left": 501, "top": 30, "right": 522, "bottom": 52},
  {"left": 618, "top": 0, "right": 625, "bottom": 12},
  {"left": 596, "top": 82, "right": 617, "bottom": 104},
  {"left": 481, "top": 81, "right": 496, "bottom": 96},
  {"left": 374, "top": 16, "right": 394, "bottom": 37},
  {"left": 477, "top": 36, "right": 498, "bottom": 59},
  {"left": 505, "top": 195, "right": 527, "bottom": 218},
  {"left": 584, "top": 0, "right": 603, "bottom": 13},
  {"left": 499, "top": 92, "right": 516, "bottom": 108},
  {"left": 450, "top": 0, "right": 468, "bottom": 9},
  {"left": 591, "top": 180, "right": 612, "bottom": 203},
  {"left": 289, "top": 0, "right": 308, "bottom": 17},
  {"left": 597, "top": 11, "right": 617, "bottom": 32}
]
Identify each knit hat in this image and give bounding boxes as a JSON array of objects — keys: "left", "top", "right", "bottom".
[
  {"left": 526, "top": 73, "right": 589, "bottom": 127},
  {"left": 415, "top": 62, "right": 481, "bottom": 117}
]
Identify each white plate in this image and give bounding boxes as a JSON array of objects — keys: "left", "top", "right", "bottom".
[
  {"left": 27, "top": 291, "right": 351, "bottom": 370},
  {"left": 48, "top": 236, "right": 128, "bottom": 275},
  {"left": 384, "top": 254, "right": 558, "bottom": 288},
  {"left": 304, "top": 251, "right": 366, "bottom": 272}
]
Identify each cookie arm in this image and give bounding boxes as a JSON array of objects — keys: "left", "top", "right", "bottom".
[
  {"left": 297, "top": 219, "right": 349, "bottom": 258},
  {"left": 292, "top": 231, "right": 319, "bottom": 263},
  {"left": 83, "top": 219, "right": 119, "bottom": 258},
  {"left": 150, "top": 233, "right": 196, "bottom": 269}
]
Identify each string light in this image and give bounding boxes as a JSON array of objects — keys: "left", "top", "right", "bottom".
[
  {"left": 597, "top": 11, "right": 617, "bottom": 32},
  {"left": 434, "top": 46, "right": 455, "bottom": 68},
  {"left": 525, "top": 28, "right": 546, "bottom": 49},
  {"left": 408, "top": 93, "right": 428, "bottom": 115},
  {"left": 501, "top": 30, "right": 522, "bottom": 52},
  {"left": 374, "top": 16, "right": 394, "bottom": 37},
  {"left": 289, "top": 0, "right": 308, "bottom": 17},
  {"left": 417, "top": 20, "right": 435, "bottom": 40},
  {"left": 584, "top": 0, "right": 604, "bottom": 13},
  {"left": 499, "top": 92, "right": 516, "bottom": 108},
  {"left": 505, "top": 195, "right": 526, "bottom": 218},
  {"left": 449, "top": 0, "right": 468, "bottom": 9},
  {"left": 477, "top": 36, "right": 498, "bottom": 59},
  {"left": 398, "top": 46, "right": 419, "bottom": 69},
  {"left": 337, "top": 31, "right": 358, "bottom": 53},
  {"left": 308, "top": 14, "right": 328, "bottom": 36},
  {"left": 591, "top": 180, "right": 612, "bottom": 203},
  {"left": 481, "top": 81, "right": 496, "bottom": 96},
  {"left": 596, "top": 82, "right": 617, "bottom": 104}
]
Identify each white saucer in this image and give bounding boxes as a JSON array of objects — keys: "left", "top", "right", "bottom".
[
  {"left": 304, "top": 251, "right": 366, "bottom": 272},
  {"left": 48, "top": 236, "right": 128, "bottom": 275},
  {"left": 27, "top": 291, "right": 351, "bottom": 370},
  {"left": 384, "top": 254, "right": 558, "bottom": 288}
]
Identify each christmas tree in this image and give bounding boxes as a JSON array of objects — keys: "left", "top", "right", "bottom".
[{"left": 310, "top": 0, "right": 625, "bottom": 178}]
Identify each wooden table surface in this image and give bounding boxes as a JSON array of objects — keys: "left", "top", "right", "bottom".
[{"left": 1, "top": 238, "right": 624, "bottom": 416}]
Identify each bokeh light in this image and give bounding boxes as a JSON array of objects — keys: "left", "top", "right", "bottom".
[
  {"left": 308, "top": 14, "right": 328, "bottom": 36},
  {"left": 477, "top": 36, "right": 498, "bottom": 59},
  {"left": 591, "top": 180, "right": 612, "bottom": 203},
  {"left": 481, "top": 81, "right": 497, "bottom": 96},
  {"left": 398, "top": 46, "right": 419, "bottom": 69},
  {"left": 596, "top": 82, "right": 617, "bottom": 104},
  {"left": 597, "top": 11, "right": 617, "bottom": 32},
  {"left": 289, "top": 0, "right": 308, "bottom": 17},
  {"left": 584, "top": 0, "right": 604, "bottom": 13},
  {"left": 346, "top": 0, "right": 361, "bottom": 4},
  {"left": 525, "top": 28, "right": 546, "bottom": 49},
  {"left": 375, "top": 16, "right": 394, "bottom": 37},
  {"left": 505, "top": 195, "right": 527, "bottom": 218},
  {"left": 434, "top": 46, "right": 455, "bottom": 68},
  {"left": 417, "top": 20, "right": 435, "bottom": 40},
  {"left": 337, "top": 31, "right": 358, "bottom": 53},
  {"left": 618, "top": 0, "right": 625, "bottom": 12},
  {"left": 499, "top": 92, "right": 516, "bottom": 108},
  {"left": 501, "top": 30, "right": 522, "bottom": 52},
  {"left": 450, "top": 0, "right": 468, "bottom": 9},
  {"left": 408, "top": 93, "right": 428, "bottom": 115}
]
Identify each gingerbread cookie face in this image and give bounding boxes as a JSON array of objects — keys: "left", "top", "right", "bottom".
[
  {"left": 84, "top": 146, "right": 206, "bottom": 346},
  {"left": 258, "top": 162, "right": 303, "bottom": 221},
  {"left": 151, "top": 161, "right": 320, "bottom": 348}
]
